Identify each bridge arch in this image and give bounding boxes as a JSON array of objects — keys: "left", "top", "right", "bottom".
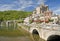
[
  {"left": 30, "top": 28, "right": 40, "bottom": 35},
  {"left": 30, "top": 28, "right": 41, "bottom": 41},
  {"left": 29, "top": 27, "right": 41, "bottom": 37},
  {"left": 47, "top": 35, "right": 60, "bottom": 41},
  {"left": 32, "top": 29, "right": 39, "bottom": 35}
]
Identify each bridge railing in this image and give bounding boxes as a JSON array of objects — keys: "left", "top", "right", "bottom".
[
  {"left": 18, "top": 23, "right": 60, "bottom": 31},
  {"left": 40, "top": 24, "right": 60, "bottom": 31}
]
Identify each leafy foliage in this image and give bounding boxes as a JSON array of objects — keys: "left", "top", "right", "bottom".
[{"left": 0, "top": 10, "right": 32, "bottom": 21}]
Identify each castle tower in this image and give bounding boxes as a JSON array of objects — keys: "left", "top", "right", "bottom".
[
  {"left": 35, "top": 0, "right": 49, "bottom": 14},
  {"left": 40, "top": 4, "right": 49, "bottom": 14},
  {"left": 36, "top": 7, "right": 40, "bottom": 14}
]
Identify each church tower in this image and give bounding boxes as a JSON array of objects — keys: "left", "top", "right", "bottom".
[{"left": 35, "top": 3, "right": 49, "bottom": 14}]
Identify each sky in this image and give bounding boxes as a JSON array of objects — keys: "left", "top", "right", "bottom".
[{"left": 0, "top": 0, "right": 60, "bottom": 14}]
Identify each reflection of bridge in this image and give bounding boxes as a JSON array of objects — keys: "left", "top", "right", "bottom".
[
  {"left": 0, "top": 20, "right": 18, "bottom": 30},
  {"left": 18, "top": 23, "right": 60, "bottom": 41}
]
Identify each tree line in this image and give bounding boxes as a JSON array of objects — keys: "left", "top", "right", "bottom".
[{"left": 0, "top": 10, "right": 32, "bottom": 21}]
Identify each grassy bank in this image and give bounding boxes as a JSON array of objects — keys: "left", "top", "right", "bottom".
[{"left": 0, "top": 27, "right": 30, "bottom": 37}]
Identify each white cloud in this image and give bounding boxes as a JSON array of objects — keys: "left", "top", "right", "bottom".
[
  {"left": 0, "top": 0, "right": 47, "bottom": 11},
  {"left": 14, "top": 0, "right": 47, "bottom": 10},
  {"left": 0, "top": 4, "right": 15, "bottom": 11},
  {"left": 37, "top": 0, "right": 46, "bottom": 4},
  {"left": 13, "top": 0, "right": 33, "bottom": 10},
  {"left": 53, "top": 8, "right": 60, "bottom": 14},
  {"left": 0, "top": 0, "right": 33, "bottom": 11}
]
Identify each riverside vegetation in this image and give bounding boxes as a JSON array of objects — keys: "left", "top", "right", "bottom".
[
  {"left": 0, "top": 10, "right": 32, "bottom": 37},
  {"left": 0, "top": 10, "right": 32, "bottom": 21},
  {"left": 0, "top": 10, "right": 45, "bottom": 41}
]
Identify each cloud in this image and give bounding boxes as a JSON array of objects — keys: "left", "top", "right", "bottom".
[
  {"left": 50, "top": 6, "right": 60, "bottom": 14},
  {"left": 0, "top": 4, "right": 15, "bottom": 11},
  {"left": 14, "top": 0, "right": 47, "bottom": 10},
  {"left": 0, "top": 0, "right": 33, "bottom": 11},
  {"left": 53, "top": 8, "right": 60, "bottom": 14},
  {"left": 0, "top": 0, "right": 47, "bottom": 11},
  {"left": 37, "top": 0, "right": 46, "bottom": 4},
  {"left": 13, "top": 0, "right": 34, "bottom": 10}
]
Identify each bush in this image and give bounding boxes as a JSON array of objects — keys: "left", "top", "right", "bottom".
[{"left": 49, "top": 19, "right": 54, "bottom": 22}]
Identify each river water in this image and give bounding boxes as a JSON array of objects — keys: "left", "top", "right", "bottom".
[
  {"left": 30, "top": 34, "right": 45, "bottom": 41},
  {"left": 0, "top": 22, "right": 45, "bottom": 41},
  {"left": 0, "top": 34, "right": 45, "bottom": 41}
]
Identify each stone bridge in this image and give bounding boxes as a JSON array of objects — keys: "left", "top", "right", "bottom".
[{"left": 18, "top": 23, "right": 60, "bottom": 41}]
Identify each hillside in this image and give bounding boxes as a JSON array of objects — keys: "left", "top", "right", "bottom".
[{"left": 0, "top": 10, "right": 32, "bottom": 21}]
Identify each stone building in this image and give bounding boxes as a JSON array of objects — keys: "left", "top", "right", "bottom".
[
  {"left": 24, "top": 3, "right": 59, "bottom": 24},
  {"left": 31, "top": 4, "right": 53, "bottom": 23},
  {"left": 36, "top": 4, "right": 49, "bottom": 14}
]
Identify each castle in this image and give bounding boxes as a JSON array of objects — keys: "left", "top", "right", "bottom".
[
  {"left": 24, "top": 3, "right": 58, "bottom": 25},
  {"left": 18, "top": 3, "right": 60, "bottom": 41}
]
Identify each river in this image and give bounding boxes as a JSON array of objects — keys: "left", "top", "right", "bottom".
[
  {"left": 0, "top": 21, "right": 45, "bottom": 41},
  {"left": 0, "top": 34, "right": 45, "bottom": 41}
]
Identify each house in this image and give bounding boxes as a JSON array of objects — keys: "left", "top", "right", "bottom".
[{"left": 24, "top": 3, "right": 59, "bottom": 24}]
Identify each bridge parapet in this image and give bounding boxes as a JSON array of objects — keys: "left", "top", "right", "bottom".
[
  {"left": 41, "top": 24, "right": 60, "bottom": 31},
  {"left": 18, "top": 23, "right": 60, "bottom": 40}
]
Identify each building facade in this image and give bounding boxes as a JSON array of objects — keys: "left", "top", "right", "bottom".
[{"left": 24, "top": 4, "right": 58, "bottom": 24}]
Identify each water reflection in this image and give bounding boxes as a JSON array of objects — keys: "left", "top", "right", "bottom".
[
  {"left": 0, "top": 30, "right": 46, "bottom": 41},
  {"left": 0, "top": 21, "right": 45, "bottom": 41},
  {"left": 30, "top": 34, "right": 45, "bottom": 41}
]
